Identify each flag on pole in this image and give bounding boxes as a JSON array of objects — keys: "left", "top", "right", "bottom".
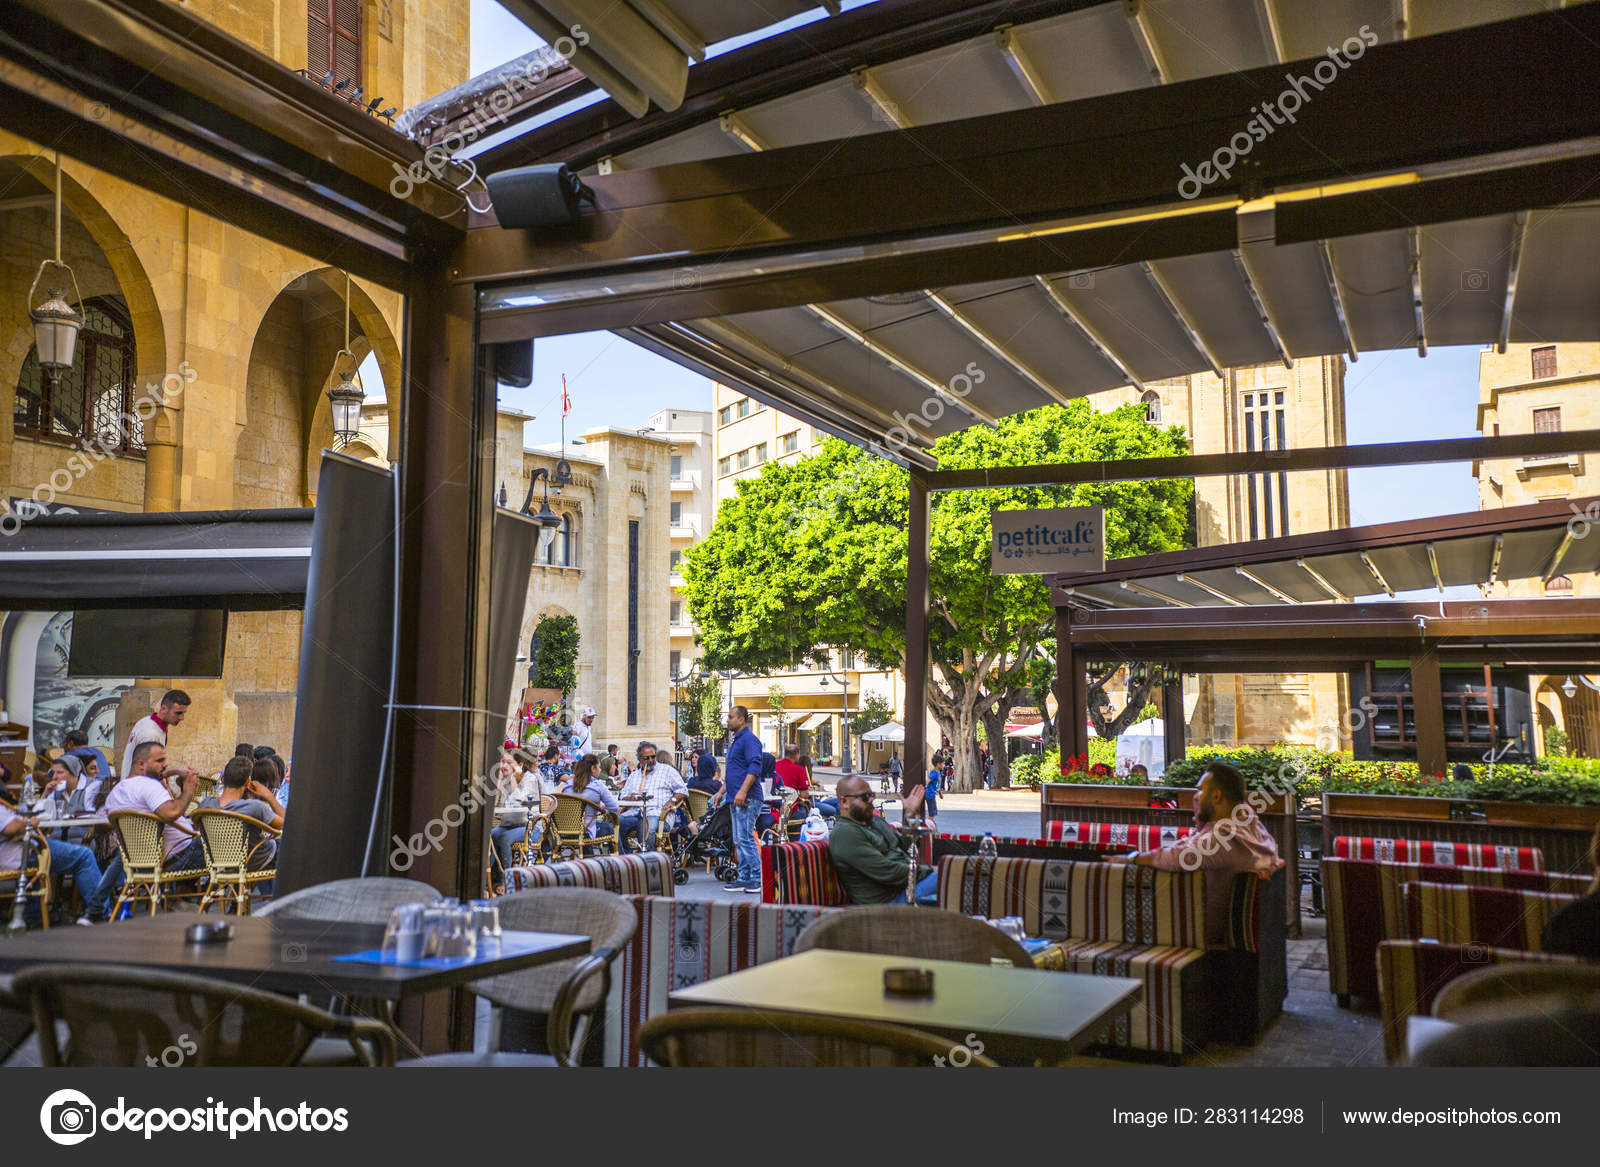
[{"left": 561, "top": 374, "right": 571, "bottom": 418}]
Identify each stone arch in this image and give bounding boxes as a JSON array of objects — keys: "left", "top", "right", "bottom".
[{"left": 0, "top": 152, "right": 169, "bottom": 509}]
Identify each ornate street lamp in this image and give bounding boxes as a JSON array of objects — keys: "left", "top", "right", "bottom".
[
  {"left": 521, "top": 466, "right": 565, "bottom": 556},
  {"left": 819, "top": 649, "right": 854, "bottom": 775},
  {"left": 28, "top": 154, "right": 82, "bottom": 385}
]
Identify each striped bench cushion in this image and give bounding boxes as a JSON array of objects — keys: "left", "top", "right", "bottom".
[
  {"left": 1052, "top": 939, "right": 1208, "bottom": 1055},
  {"left": 1046, "top": 821, "right": 1194, "bottom": 849},
  {"left": 505, "top": 852, "right": 673, "bottom": 897},
  {"left": 1401, "top": 881, "right": 1579, "bottom": 951},
  {"left": 1322, "top": 859, "right": 1586, "bottom": 998},
  {"left": 760, "top": 840, "right": 850, "bottom": 906},
  {"left": 604, "top": 895, "right": 839, "bottom": 1066},
  {"left": 1332, "top": 836, "right": 1543, "bottom": 870},
  {"left": 937, "top": 856, "right": 1206, "bottom": 949},
  {"left": 1377, "top": 940, "right": 1589, "bottom": 1063}
]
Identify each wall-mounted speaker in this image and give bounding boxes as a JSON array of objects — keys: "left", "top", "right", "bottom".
[
  {"left": 494, "top": 340, "right": 534, "bottom": 388},
  {"left": 485, "top": 163, "right": 589, "bottom": 228}
]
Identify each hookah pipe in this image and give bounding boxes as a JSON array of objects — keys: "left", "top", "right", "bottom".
[{"left": 7, "top": 782, "right": 42, "bottom": 935}]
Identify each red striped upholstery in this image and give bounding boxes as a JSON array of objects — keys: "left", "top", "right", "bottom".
[
  {"left": 1331, "top": 836, "right": 1543, "bottom": 870},
  {"left": 1322, "top": 858, "right": 1586, "bottom": 998},
  {"left": 505, "top": 852, "right": 673, "bottom": 897},
  {"left": 603, "top": 895, "right": 839, "bottom": 1065},
  {"left": 1377, "top": 940, "right": 1589, "bottom": 1063},
  {"left": 937, "top": 855, "right": 1209, "bottom": 1055},
  {"left": 1401, "top": 881, "right": 1579, "bottom": 951},
  {"left": 1046, "top": 821, "right": 1194, "bottom": 849},
  {"left": 760, "top": 840, "right": 850, "bottom": 905}
]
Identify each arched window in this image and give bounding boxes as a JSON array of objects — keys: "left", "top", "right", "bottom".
[
  {"left": 1546, "top": 575, "right": 1573, "bottom": 593},
  {"left": 14, "top": 295, "right": 142, "bottom": 452},
  {"left": 540, "top": 513, "right": 575, "bottom": 567},
  {"left": 1141, "top": 390, "right": 1162, "bottom": 424}
]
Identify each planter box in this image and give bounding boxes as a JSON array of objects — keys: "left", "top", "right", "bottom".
[
  {"left": 1322, "top": 792, "right": 1600, "bottom": 875},
  {"left": 1042, "top": 782, "right": 1301, "bottom": 936}
]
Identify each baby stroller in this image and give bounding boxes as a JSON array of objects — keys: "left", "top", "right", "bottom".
[{"left": 671, "top": 794, "right": 740, "bottom": 886}]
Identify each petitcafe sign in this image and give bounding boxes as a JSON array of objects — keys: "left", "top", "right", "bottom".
[{"left": 990, "top": 505, "right": 1105, "bottom": 575}]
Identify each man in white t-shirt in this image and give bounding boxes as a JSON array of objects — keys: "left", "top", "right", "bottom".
[
  {"left": 96, "top": 740, "right": 205, "bottom": 910},
  {"left": 119, "top": 688, "right": 191, "bottom": 779},
  {"left": 569, "top": 707, "right": 596, "bottom": 757}
]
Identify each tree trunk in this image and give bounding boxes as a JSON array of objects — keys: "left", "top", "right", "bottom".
[
  {"left": 949, "top": 701, "right": 982, "bottom": 794},
  {"left": 980, "top": 704, "right": 1009, "bottom": 789}
]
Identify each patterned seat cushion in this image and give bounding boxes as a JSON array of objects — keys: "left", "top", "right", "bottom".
[
  {"left": 938, "top": 856, "right": 1206, "bottom": 948},
  {"left": 505, "top": 852, "right": 673, "bottom": 897},
  {"left": 604, "top": 895, "right": 839, "bottom": 1066},
  {"left": 1401, "top": 881, "right": 1579, "bottom": 951},
  {"left": 1331, "top": 836, "right": 1542, "bottom": 870},
  {"left": 760, "top": 840, "right": 850, "bottom": 906},
  {"left": 1046, "top": 821, "right": 1193, "bottom": 849},
  {"left": 1053, "top": 938, "right": 1208, "bottom": 1055},
  {"left": 1322, "top": 859, "right": 1586, "bottom": 998},
  {"left": 1377, "top": 939, "right": 1589, "bottom": 1063}
]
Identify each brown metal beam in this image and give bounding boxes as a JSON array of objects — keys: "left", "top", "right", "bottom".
[
  {"left": 1409, "top": 652, "right": 1448, "bottom": 777},
  {"left": 933, "top": 432, "right": 1600, "bottom": 493},
  {"left": 904, "top": 472, "right": 930, "bottom": 795}
]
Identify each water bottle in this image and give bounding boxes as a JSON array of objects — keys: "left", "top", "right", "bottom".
[
  {"left": 20, "top": 773, "right": 38, "bottom": 812},
  {"left": 979, "top": 833, "right": 997, "bottom": 859}
]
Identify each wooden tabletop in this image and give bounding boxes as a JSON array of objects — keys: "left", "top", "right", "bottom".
[
  {"left": 668, "top": 949, "right": 1142, "bottom": 1064},
  {"left": 0, "top": 915, "right": 590, "bottom": 999}
]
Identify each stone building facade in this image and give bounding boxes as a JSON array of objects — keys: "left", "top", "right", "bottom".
[
  {"left": 1475, "top": 342, "right": 1600, "bottom": 755},
  {"left": 0, "top": 0, "right": 468, "bottom": 771},
  {"left": 1091, "top": 357, "right": 1353, "bottom": 749}
]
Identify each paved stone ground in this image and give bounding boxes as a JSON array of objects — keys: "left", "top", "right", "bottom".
[{"left": 673, "top": 787, "right": 1387, "bottom": 1067}]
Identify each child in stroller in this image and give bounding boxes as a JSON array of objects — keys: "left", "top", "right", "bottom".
[{"left": 672, "top": 798, "right": 740, "bottom": 886}]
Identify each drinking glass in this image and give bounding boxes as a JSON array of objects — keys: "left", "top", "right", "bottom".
[
  {"left": 383, "top": 903, "right": 426, "bottom": 963},
  {"left": 469, "top": 899, "right": 502, "bottom": 956}
]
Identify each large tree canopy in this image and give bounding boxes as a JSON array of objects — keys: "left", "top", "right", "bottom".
[{"left": 683, "top": 400, "right": 1193, "bottom": 789}]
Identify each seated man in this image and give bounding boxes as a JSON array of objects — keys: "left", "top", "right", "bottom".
[
  {"left": 96, "top": 741, "right": 205, "bottom": 911},
  {"left": 0, "top": 791, "right": 107, "bottom": 925},
  {"left": 773, "top": 744, "right": 811, "bottom": 830},
  {"left": 828, "top": 776, "right": 936, "bottom": 906},
  {"left": 1105, "top": 759, "right": 1281, "bottom": 947},
  {"left": 617, "top": 741, "right": 687, "bottom": 852},
  {"left": 197, "top": 756, "right": 284, "bottom": 873}
]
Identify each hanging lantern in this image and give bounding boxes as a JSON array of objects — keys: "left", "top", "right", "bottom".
[
  {"left": 1562, "top": 676, "right": 1578, "bottom": 699},
  {"left": 29, "top": 283, "right": 82, "bottom": 378},
  {"left": 329, "top": 364, "right": 364, "bottom": 442}
]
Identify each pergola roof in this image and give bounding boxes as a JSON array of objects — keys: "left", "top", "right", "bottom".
[
  {"left": 1049, "top": 495, "right": 1596, "bottom": 610},
  {"left": 470, "top": 0, "right": 1600, "bottom": 465}
]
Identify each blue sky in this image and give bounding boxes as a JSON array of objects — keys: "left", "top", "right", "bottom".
[{"left": 464, "top": 1, "right": 1480, "bottom": 525}]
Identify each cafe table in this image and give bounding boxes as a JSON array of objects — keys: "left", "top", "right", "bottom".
[
  {"left": 0, "top": 913, "right": 589, "bottom": 1000},
  {"left": 669, "top": 949, "right": 1142, "bottom": 1065}
]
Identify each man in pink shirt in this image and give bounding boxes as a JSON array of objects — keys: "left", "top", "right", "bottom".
[{"left": 1107, "top": 760, "right": 1281, "bottom": 947}]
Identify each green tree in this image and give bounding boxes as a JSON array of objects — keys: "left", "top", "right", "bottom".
[
  {"left": 684, "top": 402, "right": 1192, "bottom": 791},
  {"left": 530, "top": 613, "right": 580, "bottom": 698},
  {"left": 676, "top": 673, "right": 721, "bottom": 742},
  {"left": 698, "top": 675, "right": 724, "bottom": 747},
  {"left": 766, "top": 684, "right": 789, "bottom": 747},
  {"left": 849, "top": 692, "right": 896, "bottom": 739}
]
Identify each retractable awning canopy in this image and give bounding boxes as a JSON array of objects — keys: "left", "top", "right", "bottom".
[
  {"left": 1049, "top": 495, "right": 1597, "bottom": 610},
  {"left": 0, "top": 509, "right": 313, "bottom": 609},
  {"left": 472, "top": 0, "right": 1600, "bottom": 464}
]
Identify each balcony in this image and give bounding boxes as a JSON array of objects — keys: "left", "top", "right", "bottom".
[
  {"left": 670, "top": 470, "right": 700, "bottom": 493},
  {"left": 669, "top": 520, "right": 701, "bottom": 541},
  {"left": 1516, "top": 453, "right": 1581, "bottom": 480}
]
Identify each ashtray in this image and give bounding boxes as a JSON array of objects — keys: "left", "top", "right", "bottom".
[
  {"left": 185, "top": 921, "right": 235, "bottom": 944},
  {"left": 883, "top": 967, "right": 934, "bottom": 996}
]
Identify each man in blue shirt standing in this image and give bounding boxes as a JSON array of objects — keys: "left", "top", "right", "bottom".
[{"left": 722, "top": 704, "right": 764, "bottom": 892}]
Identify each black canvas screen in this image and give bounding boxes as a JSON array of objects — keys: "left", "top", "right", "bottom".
[{"left": 68, "top": 608, "right": 227, "bottom": 677}]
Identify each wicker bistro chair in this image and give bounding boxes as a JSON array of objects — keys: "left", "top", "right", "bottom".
[
  {"left": 0, "top": 823, "right": 51, "bottom": 929},
  {"left": 255, "top": 877, "right": 441, "bottom": 923},
  {"left": 11, "top": 963, "right": 395, "bottom": 1066},
  {"left": 1432, "top": 961, "right": 1600, "bottom": 1025},
  {"left": 399, "top": 886, "right": 636, "bottom": 1068},
  {"left": 794, "top": 906, "right": 1035, "bottom": 968},
  {"left": 639, "top": 1008, "right": 1000, "bottom": 1068},
  {"left": 107, "top": 810, "right": 208, "bottom": 916},
  {"left": 510, "top": 797, "right": 556, "bottom": 867},
  {"left": 549, "top": 793, "right": 619, "bottom": 860},
  {"left": 192, "top": 808, "right": 280, "bottom": 915}
]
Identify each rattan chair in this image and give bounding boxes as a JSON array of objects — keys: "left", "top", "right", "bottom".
[
  {"left": 685, "top": 788, "right": 713, "bottom": 820},
  {"left": 1432, "top": 961, "right": 1600, "bottom": 1024},
  {"left": 639, "top": 1008, "right": 1000, "bottom": 1067},
  {"left": 255, "top": 876, "right": 440, "bottom": 923},
  {"left": 794, "top": 906, "right": 1035, "bottom": 968},
  {"left": 107, "top": 810, "right": 207, "bottom": 916},
  {"left": 399, "top": 886, "right": 636, "bottom": 1068},
  {"left": 549, "top": 793, "right": 619, "bottom": 860},
  {"left": 192, "top": 808, "right": 279, "bottom": 915},
  {"left": 0, "top": 824, "right": 51, "bottom": 930},
  {"left": 511, "top": 798, "right": 555, "bottom": 866},
  {"left": 11, "top": 963, "right": 395, "bottom": 1066}
]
